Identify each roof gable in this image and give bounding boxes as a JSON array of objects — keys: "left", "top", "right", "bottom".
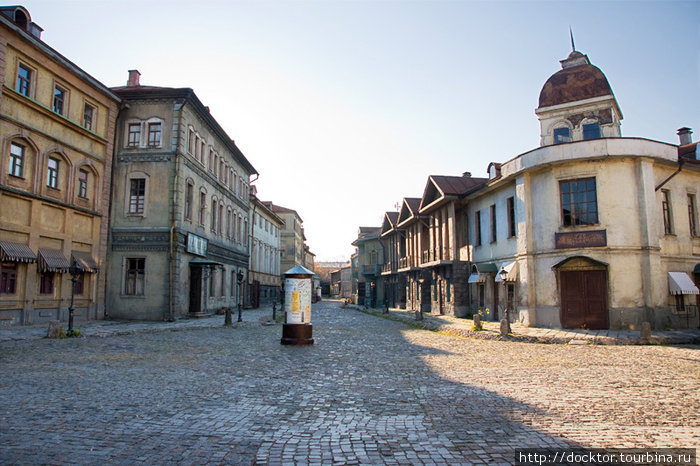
[{"left": 397, "top": 197, "right": 421, "bottom": 226}]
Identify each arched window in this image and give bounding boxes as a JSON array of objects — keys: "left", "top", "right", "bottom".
[
  {"left": 199, "top": 188, "right": 207, "bottom": 226},
  {"left": 218, "top": 200, "right": 224, "bottom": 234},
  {"left": 211, "top": 196, "right": 218, "bottom": 231},
  {"left": 184, "top": 178, "right": 194, "bottom": 221}
]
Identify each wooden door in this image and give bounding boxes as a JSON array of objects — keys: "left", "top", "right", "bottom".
[
  {"left": 189, "top": 266, "right": 202, "bottom": 314},
  {"left": 560, "top": 270, "right": 608, "bottom": 329}
]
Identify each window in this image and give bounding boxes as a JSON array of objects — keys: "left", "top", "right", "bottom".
[
  {"left": 188, "top": 129, "right": 195, "bottom": 154},
  {"left": 16, "top": 63, "right": 32, "bottom": 97},
  {"left": 583, "top": 123, "right": 601, "bottom": 140},
  {"left": 1, "top": 263, "right": 17, "bottom": 294},
  {"left": 53, "top": 84, "right": 67, "bottom": 115},
  {"left": 147, "top": 122, "right": 161, "bottom": 147},
  {"left": 211, "top": 198, "right": 217, "bottom": 231},
  {"left": 227, "top": 208, "right": 233, "bottom": 238},
  {"left": 75, "top": 273, "right": 85, "bottom": 295},
  {"left": 490, "top": 204, "right": 497, "bottom": 243},
  {"left": 554, "top": 127, "right": 571, "bottom": 144},
  {"left": 475, "top": 211, "right": 482, "bottom": 246},
  {"left": 688, "top": 194, "right": 698, "bottom": 237},
  {"left": 199, "top": 191, "right": 207, "bottom": 225},
  {"left": 185, "top": 181, "right": 194, "bottom": 221},
  {"left": 47, "top": 157, "right": 59, "bottom": 189},
  {"left": 83, "top": 103, "right": 96, "bottom": 130},
  {"left": 560, "top": 177, "right": 598, "bottom": 226},
  {"left": 78, "top": 169, "right": 88, "bottom": 198},
  {"left": 507, "top": 196, "right": 516, "bottom": 238},
  {"left": 209, "top": 268, "right": 217, "bottom": 297},
  {"left": 39, "top": 273, "right": 54, "bottom": 294},
  {"left": 662, "top": 190, "right": 673, "bottom": 235},
  {"left": 218, "top": 202, "right": 224, "bottom": 234},
  {"left": 129, "top": 178, "right": 146, "bottom": 214},
  {"left": 9, "top": 142, "right": 24, "bottom": 177},
  {"left": 124, "top": 258, "right": 145, "bottom": 296},
  {"left": 128, "top": 123, "right": 141, "bottom": 147},
  {"left": 506, "top": 283, "right": 515, "bottom": 310}
]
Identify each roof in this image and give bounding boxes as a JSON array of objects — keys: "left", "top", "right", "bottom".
[
  {"left": 679, "top": 143, "right": 699, "bottom": 162},
  {"left": 380, "top": 211, "right": 400, "bottom": 236},
  {"left": 112, "top": 84, "right": 257, "bottom": 175},
  {"left": 538, "top": 51, "right": 615, "bottom": 109},
  {"left": 419, "top": 175, "right": 488, "bottom": 212},
  {"left": 267, "top": 202, "right": 303, "bottom": 222},
  {"left": 352, "top": 226, "right": 382, "bottom": 246}
]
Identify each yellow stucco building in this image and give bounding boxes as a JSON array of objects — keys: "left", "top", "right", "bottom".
[{"left": 0, "top": 6, "right": 119, "bottom": 325}]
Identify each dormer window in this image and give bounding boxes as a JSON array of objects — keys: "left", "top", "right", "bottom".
[
  {"left": 583, "top": 122, "right": 601, "bottom": 140},
  {"left": 554, "top": 127, "right": 571, "bottom": 144}
]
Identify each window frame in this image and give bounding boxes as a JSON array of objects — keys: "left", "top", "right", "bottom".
[
  {"left": 16, "top": 61, "right": 34, "bottom": 98},
  {"left": 662, "top": 189, "right": 674, "bottom": 235},
  {"left": 123, "top": 257, "right": 145, "bottom": 296},
  {"left": 559, "top": 177, "right": 599, "bottom": 227},
  {"left": 0, "top": 262, "right": 17, "bottom": 294},
  {"left": 83, "top": 101, "right": 97, "bottom": 131},
  {"left": 147, "top": 122, "right": 162, "bottom": 148},
  {"left": 53, "top": 82, "right": 68, "bottom": 116},
  {"left": 553, "top": 127, "right": 571, "bottom": 144},
  {"left": 128, "top": 178, "right": 146, "bottom": 215},
  {"left": 489, "top": 204, "right": 497, "bottom": 243},
  {"left": 474, "top": 210, "right": 482, "bottom": 246},
  {"left": 184, "top": 180, "right": 194, "bottom": 221},
  {"left": 77, "top": 168, "right": 89, "bottom": 198},
  {"left": 127, "top": 123, "right": 141, "bottom": 147},
  {"left": 9, "top": 142, "right": 25, "bottom": 178},
  {"left": 46, "top": 157, "right": 59, "bottom": 189},
  {"left": 582, "top": 122, "right": 601, "bottom": 140},
  {"left": 688, "top": 193, "right": 698, "bottom": 238},
  {"left": 507, "top": 196, "right": 516, "bottom": 238},
  {"left": 39, "top": 272, "right": 54, "bottom": 295}
]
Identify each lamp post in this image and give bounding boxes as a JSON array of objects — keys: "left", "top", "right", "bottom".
[
  {"left": 237, "top": 271, "right": 244, "bottom": 322},
  {"left": 67, "top": 261, "right": 81, "bottom": 333},
  {"left": 499, "top": 267, "right": 511, "bottom": 334}
]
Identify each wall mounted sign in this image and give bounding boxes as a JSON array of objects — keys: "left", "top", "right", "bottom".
[
  {"left": 186, "top": 233, "right": 208, "bottom": 257},
  {"left": 555, "top": 230, "right": 607, "bottom": 249}
]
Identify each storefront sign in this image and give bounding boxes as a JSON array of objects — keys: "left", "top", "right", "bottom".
[
  {"left": 555, "top": 230, "right": 607, "bottom": 249},
  {"left": 186, "top": 233, "right": 208, "bottom": 257}
]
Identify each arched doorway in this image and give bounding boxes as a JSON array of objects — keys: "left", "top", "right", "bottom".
[{"left": 554, "top": 256, "right": 608, "bottom": 330}]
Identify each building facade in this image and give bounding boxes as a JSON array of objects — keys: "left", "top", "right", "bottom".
[
  {"left": 248, "top": 193, "right": 282, "bottom": 307},
  {"left": 351, "top": 226, "right": 384, "bottom": 307},
  {"left": 0, "top": 6, "right": 119, "bottom": 325},
  {"left": 269, "top": 203, "right": 306, "bottom": 274},
  {"left": 107, "top": 71, "right": 256, "bottom": 320},
  {"left": 463, "top": 49, "right": 700, "bottom": 330}
]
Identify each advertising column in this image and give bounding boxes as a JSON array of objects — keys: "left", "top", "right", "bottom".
[{"left": 281, "top": 265, "right": 314, "bottom": 345}]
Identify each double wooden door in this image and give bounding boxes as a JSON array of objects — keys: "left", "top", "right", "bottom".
[{"left": 560, "top": 270, "right": 608, "bottom": 329}]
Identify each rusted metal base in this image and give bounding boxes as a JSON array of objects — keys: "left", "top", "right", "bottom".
[{"left": 281, "top": 323, "right": 314, "bottom": 345}]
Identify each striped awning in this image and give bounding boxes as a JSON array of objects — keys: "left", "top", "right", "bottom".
[
  {"left": 668, "top": 272, "right": 700, "bottom": 295},
  {"left": 71, "top": 251, "right": 98, "bottom": 273},
  {"left": 38, "top": 248, "right": 71, "bottom": 273},
  {"left": 0, "top": 241, "right": 37, "bottom": 263},
  {"left": 495, "top": 261, "right": 518, "bottom": 282}
]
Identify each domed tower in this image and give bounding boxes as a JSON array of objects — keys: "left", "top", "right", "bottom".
[{"left": 535, "top": 48, "right": 622, "bottom": 146}]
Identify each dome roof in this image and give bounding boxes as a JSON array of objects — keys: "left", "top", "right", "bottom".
[{"left": 538, "top": 55, "right": 614, "bottom": 108}]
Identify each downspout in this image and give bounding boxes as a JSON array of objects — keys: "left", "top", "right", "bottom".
[
  {"left": 168, "top": 102, "right": 184, "bottom": 321},
  {"left": 655, "top": 158, "right": 684, "bottom": 192}
]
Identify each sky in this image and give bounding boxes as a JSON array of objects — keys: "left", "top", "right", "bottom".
[{"left": 20, "top": 0, "right": 700, "bottom": 262}]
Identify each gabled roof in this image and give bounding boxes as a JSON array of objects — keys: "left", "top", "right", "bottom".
[
  {"left": 418, "top": 175, "right": 488, "bottom": 212},
  {"left": 397, "top": 198, "right": 422, "bottom": 227},
  {"left": 380, "top": 211, "right": 400, "bottom": 237},
  {"left": 352, "top": 226, "right": 382, "bottom": 246}
]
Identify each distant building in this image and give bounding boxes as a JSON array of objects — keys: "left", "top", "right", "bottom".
[
  {"left": 268, "top": 203, "right": 307, "bottom": 274},
  {"left": 248, "top": 193, "right": 283, "bottom": 307},
  {"left": 316, "top": 261, "right": 347, "bottom": 297},
  {"left": 351, "top": 227, "right": 384, "bottom": 307},
  {"left": 340, "top": 264, "right": 352, "bottom": 299},
  {"left": 0, "top": 6, "right": 120, "bottom": 325},
  {"left": 107, "top": 71, "right": 256, "bottom": 320}
]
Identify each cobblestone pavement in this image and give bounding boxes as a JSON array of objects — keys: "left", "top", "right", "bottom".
[{"left": 1, "top": 301, "right": 698, "bottom": 465}]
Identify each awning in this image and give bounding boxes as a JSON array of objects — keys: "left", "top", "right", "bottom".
[
  {"left": 495, "top": 261, "right": 518, "bottom": 282},
  {"left": 71, "top": 251, "right": 98, "bottom": 273},
  {"left": 0, "top": 241, "right": 37, "bottom": 263},
  {"left": 468, "top": 262, "right": 498, "bottom": 283},
  {"left": 668, "top": 272, "right": 699, "bottom": 295},
  {"left": 189, "top": 258, "right": 222, "bottom": 267},
  {"left": 468, "top": 273, "right": 486, "bottom": 284},
  {"left": 38, "top": 248, "right": 71, "bottom": 273}
]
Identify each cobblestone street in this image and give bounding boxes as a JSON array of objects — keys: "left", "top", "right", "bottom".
[{"left": 1, "top": 301, "right": 698, "bottom": 465}]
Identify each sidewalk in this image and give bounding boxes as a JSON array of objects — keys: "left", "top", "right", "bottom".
[
  {"left": 0, "top": 306, "right": 279, "bottom": 342},
  {"left": 359, "top": 306, "right": 700, "bottom": 345}
]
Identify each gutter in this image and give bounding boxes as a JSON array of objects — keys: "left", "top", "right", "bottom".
[{"left": 655, "top": 158, "right": 684, "bottom": 192}]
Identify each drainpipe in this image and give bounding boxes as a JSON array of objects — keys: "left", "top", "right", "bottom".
[
  {"left": 655, "top": 158, "right": 684, "bottom": 192},
  {"left": 168, "top": 102, "right": 184, "bottom": 322}
]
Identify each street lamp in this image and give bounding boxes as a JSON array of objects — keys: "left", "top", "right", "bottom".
[
  {"left": 67, "top": 261, "right": 81, "bottom": 333},
  {"left": 499, "top": 267, "right": 511, "bottom": 334},
  {"left": 237, "top": 271, "right": 244, "bottom": 322}
]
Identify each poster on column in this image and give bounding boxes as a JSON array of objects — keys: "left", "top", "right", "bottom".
[{"left": 285, "top": 277, "right": 311, "bottom": 324}]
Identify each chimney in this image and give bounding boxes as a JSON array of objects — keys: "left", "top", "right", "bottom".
[
  {"left": 677, "top": 127, "right": 693, "bottom": 145},
  {"left": 462, "top": 171, "right": 472, "bottom": 177},
  {"left": 127, "top": 70, "right": 141, "bottom": 87}
]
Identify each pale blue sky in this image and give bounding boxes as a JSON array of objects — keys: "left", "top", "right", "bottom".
[{"left": 21, "top": 0, "right": 700, "bottom": 261}]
